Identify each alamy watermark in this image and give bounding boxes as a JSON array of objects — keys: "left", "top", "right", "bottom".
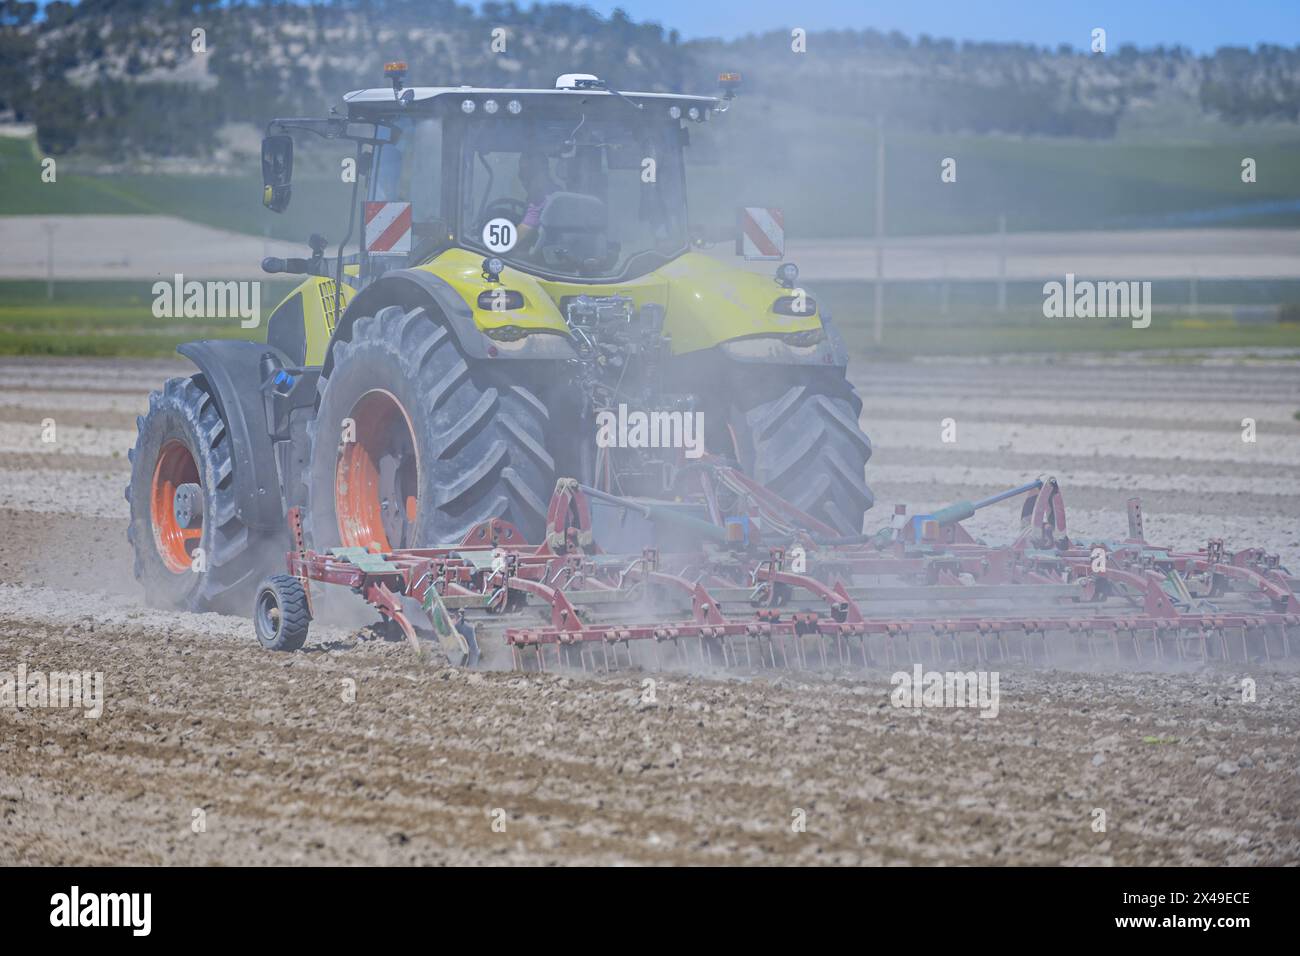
[
  {"left": 152, "top": 274, "right": 261, "bottom": 328},
  {"left": 1042, "top": 273, "right": 1151, "bottom": 329},
  {"left": 890, "top": 664, "right": 999, "bottom": 718},
  {"left": 1, "top": 665, "right": 103, "bottom": 718},
  {"left": 50, "top": 886, "right": 150, "bottom": 936},
  {"left": 595, "top": 403, "right": 704, "bottom": 459}
]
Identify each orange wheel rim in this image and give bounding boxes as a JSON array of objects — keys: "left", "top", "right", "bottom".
[
  {"left": 336, "top": 389, "right": 419, "bottom": 551},
  {"left": 150, "top": 440, "right": 201, "bottom": 573}
]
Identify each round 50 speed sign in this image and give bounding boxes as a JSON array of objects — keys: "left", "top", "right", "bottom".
[{"left": 482, "top": 217, "right": 517, "bottom": 253}]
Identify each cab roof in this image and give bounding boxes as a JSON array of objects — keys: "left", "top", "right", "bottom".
[{"left": 343, "top": 87, "right": 718, "bottom": 107}]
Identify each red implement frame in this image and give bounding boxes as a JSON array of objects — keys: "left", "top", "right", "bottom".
[{"left": 280, "top": 468, "right": 1300, "bottom": 670}]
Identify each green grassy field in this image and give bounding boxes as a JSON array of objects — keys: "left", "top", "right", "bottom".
[
  {"left": 6, "top": 120, "right": 1300, "bottom": 242},
  {"left": 2, "top": 278, "right": 1297, "bottom": 359},
  {"left": 827, "top": 279, "right": 1300, "bottom": 355},
  {"left": 0, "top": 280, "right": 295, "bottom": 356},
  {"left": 688, "top": 108, "right": 1300, "bottom": 237},
  {"left": 0, "top": 136, "right": 356, "bottom": 245}
]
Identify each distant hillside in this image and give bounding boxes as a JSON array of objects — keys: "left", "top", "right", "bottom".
[
  {"left": 1, "top": 0, "right": 694, "bottom": 157},
  {"left": 694, "top": 31, "right": 1300, "bottom": 137},
  {"left": 1, "top": 0, "right": 1299, "bottom": 159}
]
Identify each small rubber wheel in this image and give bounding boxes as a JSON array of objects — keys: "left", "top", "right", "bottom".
[{"left": 253, "top": 575, "right": 311, "bottom": 651}]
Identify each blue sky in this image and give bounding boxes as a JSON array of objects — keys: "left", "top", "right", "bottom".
[{"left": 549, "top": 0, "right": 1300, "bottom": 51}]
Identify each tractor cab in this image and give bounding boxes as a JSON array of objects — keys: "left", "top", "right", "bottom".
[{"left": 265, "top": 70, "right": 719, "bottom": 283}]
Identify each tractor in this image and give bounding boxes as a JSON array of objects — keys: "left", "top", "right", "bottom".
[{"left": 127, "top": 67, "right": 874, "bottom": 615}]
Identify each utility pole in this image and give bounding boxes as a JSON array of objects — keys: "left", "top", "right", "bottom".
[
  {"left": 44, "top": 222, "right": 55, "bottom": 301},
  {"left": 873, "top": 114, "right": 885, "bottom": 345},
  {"left": 940, "top": 256, "right": 949, "bottom": 316},
  {"left": 996, "top": 213, "right": 1007, "bottom": 314}
]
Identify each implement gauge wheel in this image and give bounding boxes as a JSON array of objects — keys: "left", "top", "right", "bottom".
[{"left": 253, "top": 575, "right": 311, "bottom": 651}]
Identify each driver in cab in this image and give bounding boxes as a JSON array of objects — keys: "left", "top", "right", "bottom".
[{"left": 514, "top": 150, "right": 561, "bottom": 253}]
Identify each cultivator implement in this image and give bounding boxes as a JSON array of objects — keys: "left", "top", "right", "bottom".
[{"left": 267, "top": 464, "right": 1300, "bottom": 670}]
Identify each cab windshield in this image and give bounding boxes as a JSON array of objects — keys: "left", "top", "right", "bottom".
[{"left": 460, "top": 114, "right": 688, "bottom": 279}]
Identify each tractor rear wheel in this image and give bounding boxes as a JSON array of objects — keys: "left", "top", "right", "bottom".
[
  {"left": 126, "top": 376, "right": 279, "bottom": 613},
  {"left": 305, "top": 306, "right": 555, "bottom": 553},
  {"left": 731, "top": 372, "right": 874, "bottom": 536}
]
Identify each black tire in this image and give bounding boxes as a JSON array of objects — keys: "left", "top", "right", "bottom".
[
  {"left": 126, "top": 376, "right": 279, "bottom": 614},
  {"left": 732, "top": 374, "right": 874, "bottom": 535},
  {"left": 305, "top": 306, "right": 555, "bottom": 552},
  {"left": 253, "top": 574, "right": 310, "bottom": 651}
]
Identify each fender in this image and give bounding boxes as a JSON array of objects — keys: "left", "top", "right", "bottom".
[
  {"left": 177, "top": 340, "right": 290, "bottom": 533},
  {"left": 325, "top": 269, "right": 576, "bottom": 377}
]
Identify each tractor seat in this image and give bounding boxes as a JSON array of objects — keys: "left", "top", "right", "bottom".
[{"left": 536, "top": 192, "right": 609, "bottom": 270}]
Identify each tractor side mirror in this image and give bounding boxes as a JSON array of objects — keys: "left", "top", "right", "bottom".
[{"left": 261, "top": 134, "right": 294, "bottom": 213}]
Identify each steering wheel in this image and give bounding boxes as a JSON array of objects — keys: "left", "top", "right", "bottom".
[{"left": 478, "top": 198, "right": 528, "bottom": 235}]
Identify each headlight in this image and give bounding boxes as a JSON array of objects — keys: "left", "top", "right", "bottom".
[
  {"left": 780, "top": 328, "right": 825, "bottom": 347},
  {"left": 461, "top": 99, "right": 476, "bottom": 114}
]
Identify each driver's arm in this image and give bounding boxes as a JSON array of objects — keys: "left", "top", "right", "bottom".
[{"left": 515, "top": 198, "right": 546, "bottom": 251}]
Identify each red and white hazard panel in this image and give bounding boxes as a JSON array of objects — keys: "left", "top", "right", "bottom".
[
  {"left": 736, "top": 206, "right": 784, "bottom": 260},
  {"left": 364, "top": 201, "right": 413, "bottom": 255}
]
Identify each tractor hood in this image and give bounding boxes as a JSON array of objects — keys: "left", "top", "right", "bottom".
[{"left": 424, "top": 249, "right": 826, "bottom": 358}]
